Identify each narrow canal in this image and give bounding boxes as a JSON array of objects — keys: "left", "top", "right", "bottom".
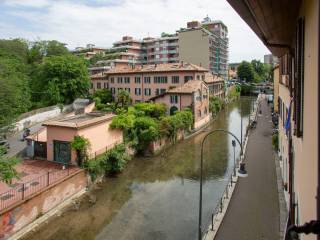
[{"left": 24, "top": 97, "right": 255, "bottom": 240}]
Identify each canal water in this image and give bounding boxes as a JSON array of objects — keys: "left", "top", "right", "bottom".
[{"left": 24, "top": 97, "right": 255, "bottom": 240}]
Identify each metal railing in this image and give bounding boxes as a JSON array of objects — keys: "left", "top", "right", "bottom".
[
  {"left": 0, "top": 167, "right": 79, "bottom": 212},
  {"left": 201, "top": 96, "right": 261, "bottom": 239},
  {"left": 87, "top": 140, "right": 123, "bottom": 160}
]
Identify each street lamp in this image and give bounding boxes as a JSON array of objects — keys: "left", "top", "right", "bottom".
[
  {"left": 198, "top": 129, "right": 247, "bottom": 240},
  {"left": 232, "top": 140, "right": 236, "bottom": 177}
]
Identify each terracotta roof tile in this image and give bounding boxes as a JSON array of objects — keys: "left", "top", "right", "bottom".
[
  {"left": 204, "top": 73, "right": 223, "bottom": 83},
  {"left": 167, "top": 80, "right": 206, "bottom": 94},
  {"left": 106, "top": 62, "right": 208, "bottom": 74}
]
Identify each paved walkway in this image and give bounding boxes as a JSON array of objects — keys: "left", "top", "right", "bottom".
[{"left": 215, "top": 98, "right": 279, "bottom": 240}]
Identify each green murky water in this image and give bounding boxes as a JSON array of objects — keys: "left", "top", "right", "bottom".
[{"left": 24, "top": 97, "right": 255, "bottom": 240}]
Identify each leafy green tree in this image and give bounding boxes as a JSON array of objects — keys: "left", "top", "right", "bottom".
[
  {"left": 71, "top": 136, "right": 91, "bottom": 166},
  {"left": 237, "top": 61, "right": 255, "bottom": 82},
  {"left": 93, "top": 89, "right": 113, "bottom": 104},
  {"left": 134, "top": 116, "right": 159, "bottom": 152},
  {"left": 32, "top": 54, "right": 90, "bottom": 105},
  {"left": 0, "top": 147, "right": 20, "bottom": 184},
  {"left": 0, "top": 39, "right": 31, "bottom": 129},
  {"left": 209, "top": 96, "right": 224, "bottom": 116},
  {"left": 28, "top": 40, "right": 69, "bottom": 64},
  {"left": 134, "top": 102, "right": 166, "bottom": 119},
  {"left": 103, "top": 144, "right": 131, "bottom": 174},
  {"left": 117, "top": 89, "right": 132, "bottom": 108}
]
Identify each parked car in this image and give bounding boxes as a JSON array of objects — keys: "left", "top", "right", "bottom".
[{"left": 0, "top": 139, "right": 10, "bottom": 154}]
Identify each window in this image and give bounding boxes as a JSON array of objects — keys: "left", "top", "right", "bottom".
[
  {"left": 201, "top": 75, "right": 205, "bottom": 80},
  {"left": 110, "top": 77, "right": 114, "bottom": 83},
  {"left": 97, "top": 82, "right": 101, "bottom": 89},
  {"left": 293, "top": 17, "right": 304, "bottom": 137},
  {"left": 104, "top": 82, "right": 108, "bottom": 89},
  {"left": 135, "top": 88, "right": 141, "bottom": 96},
  {"left": 124, "top": 77, "right": 130, "bottom": 84},
  {"left": 154, "top": 76, "right": 168, "bottom": 84},
  {"left": 155, "top": 89, "right": 160, "bottom": 95},
  {"left": 144, "top": 88, "right": 151, "bottom": 96},
  {"left": 160, "top": 89, "right": 166, "bottom": 94},
  {"left": 135, "top": 77, "right": 141, "bottom": 83},
  {"left": 170, "top": 95, "right": 178, "bottom": 103},
  {"left": 184, "top": 76, "right": 193, "bottom": 83},
  {"left": 172, "top": 76, "right": 179, "bottom": 84},
  {"left": 197, "top": 75, "right": 200, "bottom": 80},
  {"left": 144, "top": 77, "right": 151, "bottom": 83},
  {"left": 125, "top": 88, "right": 131, "bottom": 93},
  {"left": 204, "top": 107, "right": 208, "bottom": 115},
  {"left": 90, "top": 83, "right": 93, "bottom": 89},
  {"left": 117, "top": 88, "right": 123, "bottom": 93},
  {"left": 110, "top": 87, "right": 115, "bottom": 94},
  {"left": 117, "top": 77, "right": 123, "bottom": 83}
]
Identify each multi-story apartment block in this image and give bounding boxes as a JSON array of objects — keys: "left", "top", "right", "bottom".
[
  {"left": 178, "top": 17, "right": 229, "bottom": 79},
  {"left": 73, "top": 44, "right": 107, "bottom": 60},
  {"left": 81, "top": 17, "right": 228, "bottom": 78},
  {"left": 228, "top": 0, "right": 319, "bottom": 238},
  {"left": 264, "top": 54, "right": 279, "bottom": 67}
]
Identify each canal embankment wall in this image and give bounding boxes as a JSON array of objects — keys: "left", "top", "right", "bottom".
[{"left": 0, "top": 170, "right": 87, "bottom": 240}]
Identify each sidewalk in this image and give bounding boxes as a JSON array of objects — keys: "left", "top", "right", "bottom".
[{"left": 215, "top": 99, "right": 280, "bottom": 240}]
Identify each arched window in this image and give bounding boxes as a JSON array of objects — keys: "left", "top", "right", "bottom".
[{"left": 170, "top": 106, "right": 178, "bottom": 115}]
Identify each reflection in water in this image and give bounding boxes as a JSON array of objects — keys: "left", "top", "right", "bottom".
[{"left": 24, "top": 97, "right": 255, "bottom": 240}]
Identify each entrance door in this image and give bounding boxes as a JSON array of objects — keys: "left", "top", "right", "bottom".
[
  {"left": 34, "top": 141, "right": 47, "bottom": 159},
  {"left": 53, "top": 140, "right": 71, "bottom": 165}
]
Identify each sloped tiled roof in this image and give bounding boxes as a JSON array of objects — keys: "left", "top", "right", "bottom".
[
  {"left": 90, "top": 72, "right": 107, "bottom": 79},
  {"left": 204, "top": 72, "right": 224, "bottom": 83},
  {"left": 167, "top": 80, "right": 206, "bottom": 94},
  {"left": 106, "top": 62, "right": 208, "bottom": 74}
]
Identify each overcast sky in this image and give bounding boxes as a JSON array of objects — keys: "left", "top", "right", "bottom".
[{"left": 0, "top": 0, "right": 270, "bottom": 63}]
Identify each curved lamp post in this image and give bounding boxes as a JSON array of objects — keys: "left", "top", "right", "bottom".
[{"left": 198, "top": 129, "right": 247, "bottom": 240}]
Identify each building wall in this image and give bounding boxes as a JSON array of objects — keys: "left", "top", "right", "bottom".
[
  {"left": 273, "top": 67, "right": 280, "bottom": 113},
  {"left": 105, "top": 71, "right": 206, "bottom": 103},
  {"left": 46, "top": 126, "right": 77, "bottom": 164},
  {"left": 278, "top": 83, "right": 291, "bottom": 208},
  {"left": 292, "top": 0, "right": 319, "bottom": 236},
  {"left": 78, "top": 120, "right": 123, "bottom": 157},
  {"left": 153, "top": 94, "right": 193, "bottom": 114},
  {"left": 178, "top": 29, "right": 210, "bottom": 69},
  {"left": 0, "top": 170, "right": 86, "bottom": 239}
]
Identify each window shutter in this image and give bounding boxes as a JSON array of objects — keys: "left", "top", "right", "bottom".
[{"left": 294, "top": 18, "right": 305, "bottom": 137}]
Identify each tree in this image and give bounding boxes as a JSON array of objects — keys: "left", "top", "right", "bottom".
[
  {"left": 92, "top": 89, "right": 113, "bottom": 104},
  {"left": 251, "top": 59, "right": 272, "bottom": 82},
  {"left": 0, "top": 39, "right": 31, "bottom": 129},
  {"left": 71, "top": 136, "right": 90, "bottom": 166},
  {"left": 117, "top": 90, "right": 132, "bottom": 108},
  {"left": 0, "top": 147, "right": 20, "bottom": 184},
  {"left": 31, "top": 54, "right": 90, "bottom": 105},
  {"left": 28, "top": 40, "right": 69, "bottom": 64},
  {"left": 237, "top": 61, "right": 255, "bottom": 82}
]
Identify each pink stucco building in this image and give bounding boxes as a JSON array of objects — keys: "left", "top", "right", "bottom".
[
  {"left": 28, "top": 112, "right": 123, "bottom": 166},
  {"left": 91, "top": 62, "right": 224, "bottom": 103},
  {"left": 150, "top": 80, "right": 211, "bottom": 129}
]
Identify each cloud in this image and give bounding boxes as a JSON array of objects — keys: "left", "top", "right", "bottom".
[{"left": 0, "top": 0, "right": 270, "bottom": 62}]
